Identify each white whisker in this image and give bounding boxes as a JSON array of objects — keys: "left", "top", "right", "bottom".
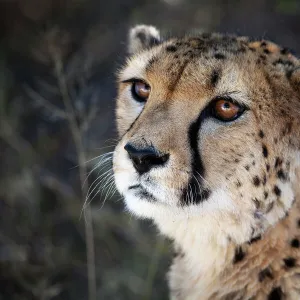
[
  {"left": 80, "top": 151, "right": 114, "bottom": 220},
  {"left": 82, "top": 152, "right": 113, "bottom": 187}
]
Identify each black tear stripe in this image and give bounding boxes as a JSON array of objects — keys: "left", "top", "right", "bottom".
[
  {"left": 181, "top": 111, "right": 211, "bottom": 205},
  {"left": 211, "top": 70, "right": 220, "bottom": 87}
]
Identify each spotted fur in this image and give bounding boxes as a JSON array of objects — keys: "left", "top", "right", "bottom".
[{"left": 113, "top": 25, "right": 300, "bottom": 299}]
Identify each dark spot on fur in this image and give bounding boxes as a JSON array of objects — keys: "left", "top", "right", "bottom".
[
  {"left": 166, "top": 45, "right": 177, "bottom": 52},
  {"left": 298, "top": 219, "right": 300, "bottom": 228},
  {"left": 264, "top": 191, "right": 269, "bottom": 199},
  {"left": 211, "top": 70, "right": 219, "bottom": 87},
  {"left": 235, "top": 158, "right": 240, "bottom": 163},
  {"left": 214, "top": 53, "right": 226, "bottom": 59},
  {"left": 245, "top": 165, "right": 250, "bottom": 171},
  {"left": 261, "top": 41, "right": 267, "bottom": 47},
  {"left": 266, "top": 202, "right": 274, "bottom": 213},
  {"left": 236, "top": 180, "right": 242, "bottom": 188},
  {"left": 291, "top": 239, "right": 300, "bottom": 248},
  {"left": 233, "top": 247, "right": 245, "bottom": 263},
  {"left": 253, "top": 198, "right": 261, "bottom": 209},
  {"left": 273, "top": 58, "right": 282, "bottom": 66},
  {"left": 268, "top": 287, "right": 283, "bottom": 300},
  {"left": 273, "top": 185, "right": 281, "bottom": 196},
  {"left": 249, "top": 235, "right": 261, "bottom": 244},
  {"left": 273, "top": 58, "right": 293, "bottom": 67},
  {"left": 147, "top": 56, "right": 161, "bottom": 72},
  {"left": 258, "top": 267, "right": 273, "bottom": 282},
  {"left": 266, "top": 164, "right": 270, "bottom": 172},
  {"left": 275, "top": 157, "right": 283, "bottom": 168},
  {"left": 253, "top": 176, "right": 260, "bottom": 186},
  {"left": 258, "top": 130, "right": 264, "bottom": 138},
  {"left": 280, "top": 109, "right": 287, "bottom": 116},
  {"left": 262, "top": 174, "right": 267, "bottom": 185},
  {"left": 264, "top": 49, "right": 270, "bottom": 54},
  {"left": 260, "top": 54, "right": 267, "bottom": 61},
  {"left": 249, "top": 47, "right": 256, "bottom": 52},
  {"left": 252, "top": 161, "right": 256, "bottom": 166},
  {"left": 277, "top": 170, "right": 287, "bottom": 181},
  {"left": 262, "top": 145, "right": 268, "bottom": 158},
  {"left": 283, "top": 257, "right": 296, "bottom": 268}
]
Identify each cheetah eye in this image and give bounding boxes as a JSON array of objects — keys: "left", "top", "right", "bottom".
[
  {"left": 131, "top": 81, "right": 151, "bottom": 102},
  {"left": 212, "top": 98, "right": 245, "bottom": 122}
]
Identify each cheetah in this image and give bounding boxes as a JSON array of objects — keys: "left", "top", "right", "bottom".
[{"left": 112, "top": 25, "right": 300, "bottom": 299}]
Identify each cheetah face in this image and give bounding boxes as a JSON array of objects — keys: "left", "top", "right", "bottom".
[{"left": 113, "top": 25, "right": 300, "bottom": 244}]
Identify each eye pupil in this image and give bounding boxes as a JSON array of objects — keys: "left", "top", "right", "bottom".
[{"left": 223, "top": 102, "right": 231, "bottom": 109}]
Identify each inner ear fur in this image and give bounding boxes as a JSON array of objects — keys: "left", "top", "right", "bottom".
[{"left": 128, "top": 24, "right": 161, "bottom": 55}]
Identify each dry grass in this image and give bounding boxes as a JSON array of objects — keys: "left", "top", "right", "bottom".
[{"left": 0, "top": 22, "right": 170, "bottom": 300}]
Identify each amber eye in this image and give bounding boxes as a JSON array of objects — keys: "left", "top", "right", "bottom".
[
  {"left": 212, "top": 99, "right": 244, "bottom": 122},
  {"left": 132, "top": 81, "right": 151, "bottom": 102}
]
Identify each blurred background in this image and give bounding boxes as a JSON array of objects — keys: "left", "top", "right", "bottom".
[{"left": 0, "top": 0, "right": 299, "bottom": 299}]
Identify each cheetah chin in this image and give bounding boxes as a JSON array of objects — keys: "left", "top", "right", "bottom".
[{"left": 113, "top": 25, "right": 300, "bottom": 299}]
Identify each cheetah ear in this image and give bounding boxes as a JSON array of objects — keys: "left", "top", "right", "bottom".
[{"left": 128, "top": 25, "right": 161, "bottom": 55}]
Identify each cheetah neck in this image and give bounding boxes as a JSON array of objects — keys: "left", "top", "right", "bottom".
[
  {"left": 154, "top": 180, "right": 300, "bottom": 299},
  {"left": 155, "top": 213, "right": 237, "bottom": 287}
]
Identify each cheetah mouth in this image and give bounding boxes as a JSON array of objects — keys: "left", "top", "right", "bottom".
[{"left": 128, "top": 184, "right": 157, "bottom": 202}]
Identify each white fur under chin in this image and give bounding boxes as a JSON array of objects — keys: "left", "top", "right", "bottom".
[
  {"left": 124, "top": 189, "right": 247, "bottom": 295},
  {"left": 123, "top": 188, "right": 255, "bottom": 247}
]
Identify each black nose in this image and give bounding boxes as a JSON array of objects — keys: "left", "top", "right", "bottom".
[{"left": 124, "top": 143, "right": 169, "bottom": 174}]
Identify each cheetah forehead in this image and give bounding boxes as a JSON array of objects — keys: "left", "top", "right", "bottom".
[{"left": 120, "top": 25, "right": 300, "bottom": 94}]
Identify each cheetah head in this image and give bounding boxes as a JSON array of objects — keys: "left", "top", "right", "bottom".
[{"left": 113, "top": 25, "right": 300, "bottom": 245}]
